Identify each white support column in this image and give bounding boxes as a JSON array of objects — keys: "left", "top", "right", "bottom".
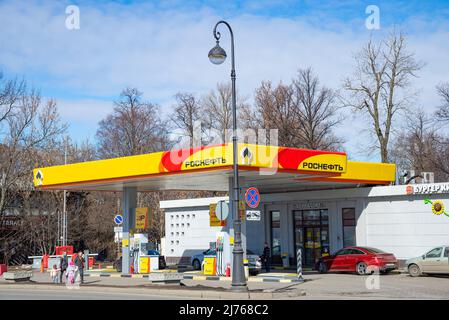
[{"left": 122, "top": 186, "right": 137, "bottom": 275}]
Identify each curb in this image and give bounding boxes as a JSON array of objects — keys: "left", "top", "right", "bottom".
[
  {"left": 180, "top": 275, "right": 302, "bottom": 283},
  {"left": 84, "top": 272, "right": 303, "bottom": 283}
]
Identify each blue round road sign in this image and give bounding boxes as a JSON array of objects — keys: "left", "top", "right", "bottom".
[
  {"left": 114, "top": 214, "right": 123, "bottom": 225},
  {"left": 245, "top": 187, "right": 260, "bottom": 209}
]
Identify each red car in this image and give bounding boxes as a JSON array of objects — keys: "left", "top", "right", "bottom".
[{"left": 316, "top": 246, "right": 398, "bottom": 275}]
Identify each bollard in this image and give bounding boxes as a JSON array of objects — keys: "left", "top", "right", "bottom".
[
  {"left": 243, "top": 260, "right": 248, "bottom": 280},
  {"left": 297, "top": 248, "right": 304, "bottom": 281}
]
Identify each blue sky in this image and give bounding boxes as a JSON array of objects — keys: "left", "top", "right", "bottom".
[{"left": 1, "top": 0, "right": 448, "bottom": 160}]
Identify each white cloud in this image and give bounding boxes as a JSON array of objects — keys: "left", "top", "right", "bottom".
[{"left": 0, "top": 0, "right": 448, "bottom": 161}]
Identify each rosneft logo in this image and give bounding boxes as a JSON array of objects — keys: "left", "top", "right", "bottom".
[
  {"left": 35, "top": 170, "right": 44, "bottom": 186},
  {"left": 301, "top": 162, "right": 344, "bottom": 172},
  {"left": 241, "top": 147, "right": 253, "bottom": 165}
]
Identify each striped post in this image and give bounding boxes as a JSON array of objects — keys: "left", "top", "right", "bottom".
[{"left": 297, "top": 248, "right": 304, "bottom": 280}]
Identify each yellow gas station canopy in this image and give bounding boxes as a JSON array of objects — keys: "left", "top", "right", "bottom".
[{"left": 33, "top": 143, "right": 395, "bottom": 193}]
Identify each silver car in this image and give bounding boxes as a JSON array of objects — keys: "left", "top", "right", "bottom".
[{"left": 406, "top": 246, "right": 449, "bottom": 277}]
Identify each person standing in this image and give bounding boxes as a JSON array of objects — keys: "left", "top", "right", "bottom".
[
  {"left": 262, "top": 242, "right": 271, "bottom": 273},
  {"left": 66, "top": 261, "right": 78, "bottom": 285},
  {"left": 59, "top": 251, "right": 68, "bottom": 283},
  {"left": 50, "top": 264, "right": 60, "bottom": 283},
  {"left": 74, "top": 251, "right": 85, "bottom": 284}
]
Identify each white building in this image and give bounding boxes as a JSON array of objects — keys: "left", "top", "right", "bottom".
[{"left": 161, "top": 182, "right": 449, "bottom": 267}]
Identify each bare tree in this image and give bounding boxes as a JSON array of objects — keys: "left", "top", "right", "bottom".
[
  {"left": 0, "top": 73, "right": 66, "bottom": 263},
  {"left": 435, "top": 83, "right": 449, "bottom": 122},
  {"left": 254, "top": 81, "right": 299, "bottom": 147},
  {"left": 253, "top": 69, "right": 342, "bottom": 150},
  {"left": 390, "top": 108, "right": 441, "bottom": 176},
  {"left": 96, "top": 87, "right": 170, "bottom": 158},
  {"left": 343, "top": 32, "right": 423, "bottom": 162},
  {"left": 201, "top": 82, "right": 248, "bottom": 144},
  {"left": 0, "top": 74, "right": 25, "bottom": 125},
  {"left": 171, "top": 92, "right": 203, "bottom": 148},
  {"left": 0, "top": 82, "right": 67, "bottom": 215},
  {"left": 292, "top": 68, "right": 342, "bottom": 150}
]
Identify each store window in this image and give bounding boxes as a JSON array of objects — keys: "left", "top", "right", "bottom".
[
  {"left": 342, "top": 208, "right": 356, "bottom": 247},
  {"left": 270, "top": 211, "right": 281, "bottom": 261}
]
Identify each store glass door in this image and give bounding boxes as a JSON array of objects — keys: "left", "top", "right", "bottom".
[
  {"left": 294, "top": 209, "right": 330, "bottom": 268},
  {"left": 304, "top": 227, "right": 322, "bottom": 267}
]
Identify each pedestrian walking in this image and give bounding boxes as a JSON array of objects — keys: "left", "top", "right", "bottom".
[
  {"left": 262, "top": 242, "right": 271, "bottom": 273},
  {"left": 59, "top": 251, "right": 68, "bottom": 283},
  {"left": 50, "top": 264, "right": 60, "bottom": 283},
  {"left": 74, "top": 251, "right": 85, "bottom": 284}
]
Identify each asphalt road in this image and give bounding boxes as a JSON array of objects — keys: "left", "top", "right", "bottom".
[
  {"left": 0, "top": 287, "right": 189, "bottom": 300},
  {"left": 1, "top": 272, "right": 449, "bottom": 300}
]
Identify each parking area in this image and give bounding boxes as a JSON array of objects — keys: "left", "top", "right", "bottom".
[
  {"left": 174, "top": 270, "right": 449, "bottom": 299},
  {"left": 290, "top": 272, "right": 449, "bottom": 299}
]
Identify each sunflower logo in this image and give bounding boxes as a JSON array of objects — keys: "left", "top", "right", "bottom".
[
  {"left": 432, "top": 200, "right": 444, "bottom": 215},
  {"left": 424, "top": 199, "right": 449, "bottom": 217}
]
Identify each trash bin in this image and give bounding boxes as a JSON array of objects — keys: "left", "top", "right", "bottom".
[
  {"left": 0, "top": 264, "right": 7, "bottom": 276},
  {"left": 88, "top": 256, "right": 94, "bottom": 268},
  {"left": 281, "top": 253, "right": 289, "bottom": 268}
]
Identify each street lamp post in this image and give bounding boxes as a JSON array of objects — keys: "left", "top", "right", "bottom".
[{"left": 208, "top": 20, "right": 247, "bottom": 291}]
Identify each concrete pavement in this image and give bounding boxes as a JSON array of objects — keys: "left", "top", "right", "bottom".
[
  {"left": 0, "top": 270, "right": 306, "bottom": 300},
  {"left": 0, "top": 286, "right": 189, "bottom": 300}
]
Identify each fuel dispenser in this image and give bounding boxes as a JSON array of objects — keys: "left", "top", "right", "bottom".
[
  {"left": 215, "top": 232, "right": 231, "bottom": 276},
  {"left": 130, "top": 234, "right": 159, "bottom": 273}
]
